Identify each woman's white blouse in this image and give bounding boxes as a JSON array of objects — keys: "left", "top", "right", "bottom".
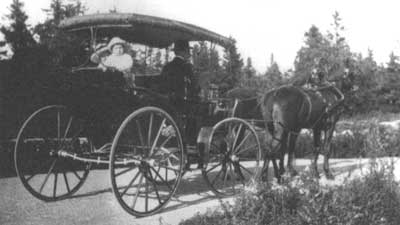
[{"left": 102, "top": 54, "right": 133, "bottom": 72}]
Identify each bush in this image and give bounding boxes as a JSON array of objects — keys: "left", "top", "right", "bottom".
[
  {"left": 178, "top": 162, "right": 400, "bottom": 225},
  {"left": 293, "top": 118, "right": 400, "bottom": 159}
]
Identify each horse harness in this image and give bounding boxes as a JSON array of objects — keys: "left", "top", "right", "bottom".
[{"left": 295, "top": 85, "right": 343, "bottom": 130}]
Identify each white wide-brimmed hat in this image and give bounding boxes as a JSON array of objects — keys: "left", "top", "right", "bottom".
[{"left": 107, "top": 37, "right": 127, "bottom": 50}]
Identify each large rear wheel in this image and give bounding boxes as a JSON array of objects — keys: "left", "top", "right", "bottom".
[
  {"left": 14, "top": 105, "right": 91, "bottom": 201},
  {"left": 110, "top": 106, "right": 185, "bottom": 217}
]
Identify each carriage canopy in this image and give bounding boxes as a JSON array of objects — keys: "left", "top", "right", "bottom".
[{"left": 59, "top": 13, "right": 234, "bottom": 49}]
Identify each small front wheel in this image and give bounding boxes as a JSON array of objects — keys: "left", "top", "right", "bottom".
[
  {"left": 110, "top": 106, "right": 185, "bottom": 217},
  {"left": 202, "top": 117, "right": 261, "bottom": 196}
]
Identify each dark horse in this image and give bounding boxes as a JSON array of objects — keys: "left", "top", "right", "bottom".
[
  {"left": 260, "top": 85, "right": 344, "bottom": 179},
  {"left": 224, "top": 88, "right": 282, "bottom": 181}
]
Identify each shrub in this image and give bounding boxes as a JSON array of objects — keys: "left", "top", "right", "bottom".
[
  {"left": 178, "top": 161, "right": 400, "bottom": 225},
  {"left": 294, "top": 119, "right": 400, "bottom": 159}
]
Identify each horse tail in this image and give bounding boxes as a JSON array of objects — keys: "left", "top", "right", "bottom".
[
  {"left": 271, "top": 103, "right": 285, "bottom": 137},
  {"left": 261, "top": 89, "right": 277, "bottom": 135}
]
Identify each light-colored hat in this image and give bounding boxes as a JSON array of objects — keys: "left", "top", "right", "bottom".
[{"left": 107, "top": 37, "right": 127, "bottom": 50}]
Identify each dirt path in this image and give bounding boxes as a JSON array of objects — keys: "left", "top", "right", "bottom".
[{"left": 1, "top": 158, "right": 399, "bottom": 225}]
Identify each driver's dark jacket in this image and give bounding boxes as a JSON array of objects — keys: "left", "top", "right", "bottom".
[{"left": 160, "top": 56, "right": 199, "bottom": 106}]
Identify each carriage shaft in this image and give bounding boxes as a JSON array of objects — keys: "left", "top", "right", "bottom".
[{"left": 57, "top": 150, "right": 142, "bottom": 165}]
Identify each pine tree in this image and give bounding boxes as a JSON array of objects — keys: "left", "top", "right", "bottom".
[
  {"left": 222, "top": 38, "right": 243, "bottom": 89},
  {"left": 33, "top": 0, "right": 87, "bottom": 66},
  {"left": 294, "top": 12, "right": 353, "bottom": 85},
  {"left": 243, "top": 57, "right": 256, "bottom": 78},
  {"left": 387, "top": 52, "right": 400, "bottom": 73},
  {"left": 0, "top": 0, "right": 35, "bottom": 53}
]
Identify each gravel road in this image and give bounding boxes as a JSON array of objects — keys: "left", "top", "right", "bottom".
[{"left": 1, "top": 158, "right": 399, "bottom": 225}]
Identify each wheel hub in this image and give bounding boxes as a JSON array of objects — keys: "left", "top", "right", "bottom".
[{"left": 230, "top": 154, "right": 239, "bottom": 162}]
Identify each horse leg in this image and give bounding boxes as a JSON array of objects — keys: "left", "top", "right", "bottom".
[
  {"left": 323, "top": 127, "right": 335, "bottom": 179},
  {"left": 261, "top": 157, "right": 270, "bottom": 182},
  {"left": 287, "top": 132, "right": 299, "bottom": 177},
  {"left": 311, "top": 129, "right": 321, "bottom": 178},
  {"left": 278, "top": 131, "right": 288, "bottom": 176}
]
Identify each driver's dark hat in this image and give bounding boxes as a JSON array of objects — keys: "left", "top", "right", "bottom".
[{"left": 173, "top": 40, "right": 192, "bottom": 51}]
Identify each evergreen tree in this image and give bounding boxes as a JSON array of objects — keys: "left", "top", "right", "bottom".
[
  {"left": 293, "top": 25, "right": 329, "bottom": 85},
  {"left": 387, "top": 52, "right": 400, "bottom": 72},
  {"left": 243, "top": 57, "right": 256, "bottom": 78},
  {"left": 0, "top": 0, "right": 35, "bottom": 53},
  {"left": 294, "top": 12, "right": 353, "bottom": 85},
  {"left": 265, "top": 59, "right": 282, "bottom": 87},
  {"left": 33, "top": 0, "right": 87, "bottom": 66},
  {"left": 35, "top": 0, "right": 86, "bottom": 47},
  {"left": 222, "top": 38, "right": 243, "bottom": 89},
  {"left": 209, "top": 46, "right": 221, "bottom": 73}
]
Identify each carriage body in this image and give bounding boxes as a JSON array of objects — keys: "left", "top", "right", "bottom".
[{"left": 14, "top": 13, "right": 262, "bottom": 217}]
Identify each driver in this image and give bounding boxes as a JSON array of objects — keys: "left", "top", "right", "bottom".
[
  {"left": 90, "top": 37, "right": 134, "bottom": 85},
  {"left": 160, "top": 40, "right": 200, "bottom": 110}
]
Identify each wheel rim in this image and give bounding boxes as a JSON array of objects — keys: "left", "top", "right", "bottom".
[
  {"left": 110, "top": 107, "right": 184, "bottom": 217},
  {"left": 14, "top": 105, "right": 91, "bottom": 201},
  {"left": 203, "top": 118, "right": 261, "bottom": 196}
]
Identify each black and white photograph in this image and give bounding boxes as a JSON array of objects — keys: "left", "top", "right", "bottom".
[{"left": 1, "top": 0, "right": 400, "bottom": 224}]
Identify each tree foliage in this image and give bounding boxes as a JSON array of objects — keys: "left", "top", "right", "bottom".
[
  {"left": 222, "top": 38, "right": 244, "bottom": 89},
  {"left": 0, "top": 0, "right": 35, "bottom": 53}
]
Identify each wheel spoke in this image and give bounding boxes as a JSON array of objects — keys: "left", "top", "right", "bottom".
[
  {"left": 120, "top": 171, "right": 141, "bottom": 197},
  {"left": 136, "top": 120, "right": 145, "bottom": 147},
  {"left": 148, "top": 170, "right": 163, "bottom": 204},
  {"left": 148, "top": 113, "right": 154, "bottom": 146},
  {"left": 26, "top": 173, "right": 36, "bottom": 182},
  {"left": 53, "top": 172, "right": 58, "bottom": 198},
  {"left": 167, "top": 158, "right": 179, "bottom": 177},
  {"left": 115, "top": 166, "right": 136, "bottom": 177},
  {"left": 24, "top": 158, "right": 52, "bottom": 181},
  {"left": 211, "top": 169, "right": 223, "bottom": 186},
  {"left": 63, "top": 116, "right": 73, "bottom": 139},
  {"left": 131, "top": 174, "right": 144, "bottom": 209},
  {"left": 150, "top": 119, "right": 166, "bottom": 156},
  {"left": 228, "top": 163, "right": 236, "bottom": 191},
  {"left": 157, "top": 165, "right": 181, "bottom": 173},
  {"left": 150, "top": 167, "right": 174, "bottom": 191},
  {"left": 145, "top": 177, "right": 149, "bottom": 212},
  {"left": 159, "top": 147, "right": 180, "bottom": 161},
  {"left": 65, "top": 160, "right": 82, "bottom": 180},
  {"left": 39, "top": 159, "right": 57, "bottom": 194},
  {"left": 236, "top": 144, "right": 258, "bottom": 156},
  {"left": 234, "top": 130, "right": 252, "bottom": 153},
  {"left": 206, "top": 162, "right": 222, "bottom": 174},
  {"left": 160, "top": 135, "right": 173, "bottom": 148},
  {"left": 239, "top": 164, "right": 254, "bottom": 176},
  {"left": 57, "top": 109, "right": 61, "bottom": 139},
  {"left": 222, "top": 165, "right": 229, "bottom": 187},
  {"left": 63, "top": 172, "right": 71, "bottom": 193},
  {"left": 231, "top": 124, "right": 243, "bottom": 152}
]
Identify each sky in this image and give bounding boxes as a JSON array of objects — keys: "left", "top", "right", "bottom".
[{"left": 1, "top": 0, "right": 400, "bottom": 73}]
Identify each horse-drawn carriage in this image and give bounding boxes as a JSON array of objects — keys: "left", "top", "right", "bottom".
[{"left": 14, "top": 13, "right": 265, "bottom": 217}]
